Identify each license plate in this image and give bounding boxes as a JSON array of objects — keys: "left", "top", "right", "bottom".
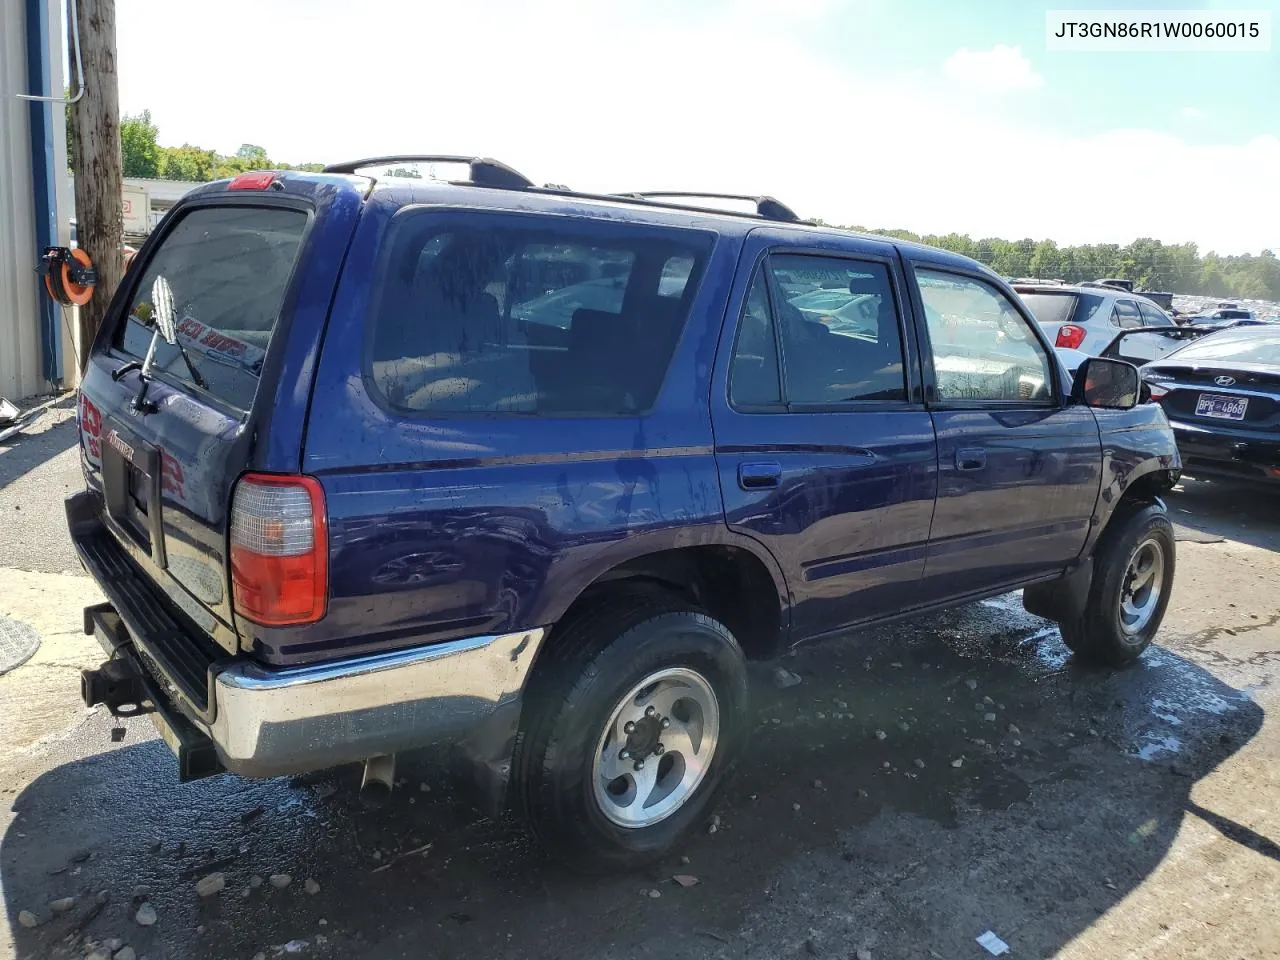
[{"left": 1195, "top": 393, "right": 1248, "bottom": 420}]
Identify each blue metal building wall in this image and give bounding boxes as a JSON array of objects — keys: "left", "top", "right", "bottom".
[{"left": 26, "top": 0, "right": 63, "bottom": 382}]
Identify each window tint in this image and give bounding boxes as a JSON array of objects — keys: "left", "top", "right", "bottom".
[
  {"left": 729, "top": 256, "right": 907, "bottom": 407},
  {"left": 916, "top": 269, "right": 1054, "bottom": 403},
  {"left": 115, "top": 206, "right": 307, "bottom": 412},
  {"left": 773, "top": 255, "right": 906, "bottom": 403},
  {"left": 729, "top": 270, "right": 783, "bottom": 406},
  {"left": 1020, "top": 291, "right": 1108, "bottom": 326},
  {"left": 368, "top": 217, "right": 709, "bottom": 415},
  {"left": 1113, "top": 300, "right": 1142, "bottom": 328},
  {"left": 1137, "top": 302, "right": 1169, "bottom": 326}
]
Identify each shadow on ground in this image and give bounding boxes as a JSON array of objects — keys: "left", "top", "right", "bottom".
[
  {"left": 2, "top": 595, "right": 1265, "bottom": 960},
  {"left": 0, "top": 397, "right": 77, "bottom": 492},
  {"left": 1166, "top": 475, "right": 1280, "bottom": 553},
  {"left": 0, "top": 397, "right": 86, "bottom": 574}
]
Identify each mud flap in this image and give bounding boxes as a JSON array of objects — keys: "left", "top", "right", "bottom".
[
  {"left": 453, "top": 699, "right": 525, "bottom": 819},
  {"left": 1023, "top": 558, "right": 1093, "bottom": 624}
]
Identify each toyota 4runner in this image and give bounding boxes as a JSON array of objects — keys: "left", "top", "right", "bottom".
[{"left": 69, "top": 156, "right": 1181, "bottom": 871}]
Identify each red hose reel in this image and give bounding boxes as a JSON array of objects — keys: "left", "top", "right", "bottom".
[{"left": 38, "top": 246, "right": 98, "bottom": 306}]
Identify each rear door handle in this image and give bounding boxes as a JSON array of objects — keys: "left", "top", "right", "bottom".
[
  {"left": 956, "top": 447, "right": 986, "bottom": 471},
  {"left": 738, "top": 462, "right": 782, "bottom": 490}
]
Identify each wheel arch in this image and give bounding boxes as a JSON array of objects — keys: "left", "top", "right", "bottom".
[{"left": 531, "top": 529, "right": 791, "bottom": 662}]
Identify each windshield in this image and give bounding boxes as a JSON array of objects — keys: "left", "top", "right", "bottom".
[
  {"left": 1165, "top": 328, "right": 1280, "bottom": 365},
  {"left": 1019, "top": 292, "right": 1108, "bottom": 327}
]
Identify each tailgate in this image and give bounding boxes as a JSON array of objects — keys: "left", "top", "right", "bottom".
[{"left": 75, "top": 185, "right": 360, "bottom": 660}]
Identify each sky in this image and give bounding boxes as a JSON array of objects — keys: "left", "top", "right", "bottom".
[{"left": 111, "top": 0, "right": 1279, "bottom": 254}]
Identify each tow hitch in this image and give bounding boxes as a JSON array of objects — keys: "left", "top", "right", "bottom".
[
  {"left": 81, "top": 658, "right": 154, "bottom": 717},
  {"left": 79, "top": 608, "right": 224, "bottom": 782}
]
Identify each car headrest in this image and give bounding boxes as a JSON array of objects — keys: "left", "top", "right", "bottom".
[{"left": 849, "top": 276, "right": 885, "bottom": 297}]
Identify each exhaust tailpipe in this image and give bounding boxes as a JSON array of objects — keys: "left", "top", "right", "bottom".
[{"left": 360, "top": 754, "right": 396, "bottom": 807}]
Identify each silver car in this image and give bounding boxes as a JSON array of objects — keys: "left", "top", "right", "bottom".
[{"left": 1014, "top": 282, "right": 1187, "bottom": 374}]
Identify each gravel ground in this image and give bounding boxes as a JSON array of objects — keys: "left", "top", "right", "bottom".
[{"left": 0, "top": 457, "right": 1277, "bottom": 960}]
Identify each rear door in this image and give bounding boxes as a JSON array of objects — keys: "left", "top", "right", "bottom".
[
  {"left": 909, "top": 265, "right": 1101, "bottom": 598},
  {"left": 1106, "top": 298, "right": 1179, "bottom": 365},
  {"left": 77, "top": 182, "right": 360, "bottom": 655},
  {"left": 709, "top": 230, "right": 937, "bottom": 640}
]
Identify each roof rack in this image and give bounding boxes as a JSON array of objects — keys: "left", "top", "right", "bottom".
[
  {"left": 322, "top": 155, "right": 533, "bottom": 189},
  {"left": 618, "top": 191, "right": 801, "bottom": 223}
]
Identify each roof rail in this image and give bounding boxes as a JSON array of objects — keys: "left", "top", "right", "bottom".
[
  {"left": 618, "top": 191, "right": 801, "bottom": 223},
  {"left": 322, "top": 155, "right": 534, "bottom": 189}
]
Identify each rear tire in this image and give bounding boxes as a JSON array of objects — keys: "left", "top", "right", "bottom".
[
  {"left": 1059, "top": 503, "right": 1175, "bottom": 665},
  {"left": 512, "top": 585, "right": 748, "bottom": 873}
]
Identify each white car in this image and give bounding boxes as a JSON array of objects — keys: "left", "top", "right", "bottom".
[{"left": 1014, "top": 283, "right": 1189, "bottom": 375}]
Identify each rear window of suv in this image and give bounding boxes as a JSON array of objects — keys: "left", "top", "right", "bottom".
[
  {"left": 1018, "top": 291, "right": 1108, "bottom": 327},
  {"left": 115, "top": 205, "right": 307, "bottom": 413},
  {"left": 367, "top": 213, "right": 711, "bottom": 416}
]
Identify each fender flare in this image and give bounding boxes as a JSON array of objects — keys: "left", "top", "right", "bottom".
[{"left": 528, "top": 524, "right": 792, "bottom": 635}]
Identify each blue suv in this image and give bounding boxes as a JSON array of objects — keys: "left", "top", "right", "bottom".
[{"left": 68, "top": 156, "right": 1180, "bottom": 870}]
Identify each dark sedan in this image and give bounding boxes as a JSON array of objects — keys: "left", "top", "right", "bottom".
[{"left": 1141, "top": 326, "right": 1280, "bottom": 485}]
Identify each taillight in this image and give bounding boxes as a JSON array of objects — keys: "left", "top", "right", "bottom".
[
  {"left": 1146, "top": 383, "right": 1170, "bottom": 400},
  {"left": 230, "top": 473, "right": 327, "bottom": 626},
  {"left": 228, "top": 172, "right": 276, "bottom": 191},
  {"left": 1055, "top": 324, "right": 1086, "bottom": 350}
]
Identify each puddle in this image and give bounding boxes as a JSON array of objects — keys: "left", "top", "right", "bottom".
[
  {"left": 980, "top": 593, "right": 1025, "bottom": 615},
  {"left": 1020, "top": 625, "right": 1070, "bottom": 671},
  {"left": 1135, "top": 735, "right": 1183, "bottom": 760},
  {"left": 1145, "top": 647, "right": 1248, "bottom": 716}
]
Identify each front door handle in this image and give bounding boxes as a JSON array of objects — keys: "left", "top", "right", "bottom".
[
  {"left": 956, "top": 447, "right": 986, "bottom": 471},
  {"left": 738, "top": 462, "right": 782, "bottom": 490}
]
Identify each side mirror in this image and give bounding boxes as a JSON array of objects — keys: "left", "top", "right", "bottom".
[{"left": 1071, "top": 356, "right": 1140, "bottom": 410}]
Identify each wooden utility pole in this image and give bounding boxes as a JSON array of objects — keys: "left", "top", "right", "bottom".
[{"left": 66, "top": 0, "right": 123, "bottom": 369}]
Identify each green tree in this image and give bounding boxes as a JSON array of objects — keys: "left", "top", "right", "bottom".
[
  {"left": 1029, "top": 239, "right": 1061, "bottom": 280},
  {"left": 120, "top": 110, "right": 161, "bottom": 177},
  {"left": 159, "top": 144, "right": 217, "bottom": 181},
  {"left": 236, "top": 143, "right": 270, "bottom": 166},
  {"left": 830, "top": 222, "right": 1280, "bottom": 300}
]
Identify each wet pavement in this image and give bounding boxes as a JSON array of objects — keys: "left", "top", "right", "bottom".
[{"left": 2, "top": 475, "right": 1279, "bottom": 960}]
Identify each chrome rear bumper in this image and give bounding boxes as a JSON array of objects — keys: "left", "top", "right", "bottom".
[{"left": 86, "top": 604, "right": 545, "bottom": 778}]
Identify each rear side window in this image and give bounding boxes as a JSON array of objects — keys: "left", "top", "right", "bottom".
[
  {"left": 730, "top": 254, "right": 907, "bottom": 406},
  {"left": 115, "top": 206, "right": 306, "bottom": 412},
  {"left": 1112, "top": 299, "right": 1142, "bottom": 328},
  {"left": 368, "top": 215, "right": 710, "bottom": 415}
]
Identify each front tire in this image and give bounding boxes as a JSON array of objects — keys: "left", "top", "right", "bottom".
[
  {"left": 512, "top": 586, "right": 748, "bottom": 872},
  {"left": 1060, "top": 503, "right": 1175, "bottom": 665}
]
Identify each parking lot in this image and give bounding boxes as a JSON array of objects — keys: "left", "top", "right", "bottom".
[{"left": 2, "top": 399, "right": 1279, "bottom": 960}]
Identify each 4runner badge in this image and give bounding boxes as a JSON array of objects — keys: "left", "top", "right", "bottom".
[{"left": 105, "top": 429, "right": 136, "bottom": 463}]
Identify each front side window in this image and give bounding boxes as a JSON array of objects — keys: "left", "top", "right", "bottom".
[
  {"left": 729, "top": 254, "right": 907, "bottom": 406},
  {"left": 368, "top": 216, "right": 710, "bottom": 415},
  {"left": 916, "top": 268, "right": 1054, "bottom": 403},
  {"left": 116, "top": 205, "right": 307, "bottom": 412}
]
